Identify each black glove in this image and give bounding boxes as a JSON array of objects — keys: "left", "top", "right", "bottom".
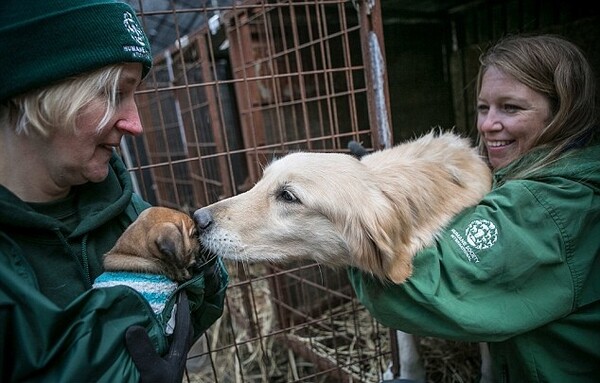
[
  {"left": 125, "top": 290, "right": 193, "bottom": 383},
  {"left": 200, "top": 255, "right": 221, "bottom": 297}
]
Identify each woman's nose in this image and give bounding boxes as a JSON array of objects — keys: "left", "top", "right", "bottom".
[
  {"left": 115, "top": 102, "right": 143, "bottom": 136},
  {"left": 478, "top": 109, "right": 501, "bottom": 132}
]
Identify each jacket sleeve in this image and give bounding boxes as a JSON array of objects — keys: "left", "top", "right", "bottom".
[
  {"left": 348, "top": 178, "right": 579, "bottom": 342},
  {"left": 0, "top": 263, "right": 161, "bottom": 382}
]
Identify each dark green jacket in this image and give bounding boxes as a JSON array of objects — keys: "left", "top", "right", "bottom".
[
  {"left": 0, "top": 153, "right": 228, "bottom": 382},
  {"left": 349, "top": 144, "right": 600, "bottom": 382}
]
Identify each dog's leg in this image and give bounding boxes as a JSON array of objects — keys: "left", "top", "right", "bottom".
[
  {"left": 396, "top": 330, "right": 426, "bottom": 382},
  {"left": 186, "top": 336, "right": 210, "bottom": 373},
  {"left": 388, "top": 334, "right": 491, "bottom": 383},
  {"left": 479, "top": 342, "right": 493, "bottom": 383}
]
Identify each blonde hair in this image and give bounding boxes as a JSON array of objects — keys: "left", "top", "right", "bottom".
[
  {"left": 1, "top": 64, "right": 125, "bottom": 137},
  {"left": 476, "top": 34, "right": 598, "bottom": 178}
]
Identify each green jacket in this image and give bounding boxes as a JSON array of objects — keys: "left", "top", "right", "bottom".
[
  {"left": 348, "top": 144, "right": 600, "bottom": 382},
  {"left": 0, "top": 153, "right": 228, "bottom": 382}
]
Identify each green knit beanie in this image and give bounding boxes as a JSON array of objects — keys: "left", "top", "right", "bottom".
[{"left": 0, "top": 0, "right": 153, "bottom": 102}]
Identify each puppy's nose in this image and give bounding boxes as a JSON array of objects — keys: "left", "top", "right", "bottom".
[{"left": 193, "top": 208, "right": 213, "bottom": 231}]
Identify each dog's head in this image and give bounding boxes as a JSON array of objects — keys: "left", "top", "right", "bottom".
[
  {"left": 103, "top": 207, "right": 200, "bottom": 282},
  {"left": 194, "top": 152, "right": 412, "bottom": 283}
]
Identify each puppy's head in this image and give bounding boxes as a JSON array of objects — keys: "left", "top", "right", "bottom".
[{"left": 104, "top": 207, "right": 199, "bottom": 282}]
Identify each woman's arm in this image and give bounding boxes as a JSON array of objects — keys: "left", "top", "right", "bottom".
[{"left": 348, "top": 178, "right": 580, "bottom": 342}]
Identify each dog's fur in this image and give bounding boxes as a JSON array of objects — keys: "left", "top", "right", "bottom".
[
  {"left": 103, "top": 206, "right": 199, "bottom": 282},
  {"left": 194, "top": 131, "right": 492, "bottom": 283}
]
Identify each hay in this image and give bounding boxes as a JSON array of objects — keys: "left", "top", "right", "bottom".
[
  {"left": 419, "top": 337, "right": 481, "bottom": 383},
  {"left": 185, "top": 262, "right": 481, "bottom": 382}
]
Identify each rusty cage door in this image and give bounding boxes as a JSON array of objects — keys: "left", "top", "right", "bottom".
[{"left": 125, "top": 1, "right": 394, "bottom": 381}]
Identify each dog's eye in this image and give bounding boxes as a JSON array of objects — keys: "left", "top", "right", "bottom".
[{"left": 279, "top": 189, "right": 299, "bottom": 203}]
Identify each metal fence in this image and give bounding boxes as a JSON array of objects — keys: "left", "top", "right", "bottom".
[{"left": 123, "top": 0, "right": 393, "bottom": 381}]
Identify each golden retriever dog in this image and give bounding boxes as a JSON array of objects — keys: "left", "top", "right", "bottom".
[
  {"left": 194, "top": 130, "right": 493, "bottom": 381},
  {"left": 193, "top": 130, "right": 491, "bottom": 284}
]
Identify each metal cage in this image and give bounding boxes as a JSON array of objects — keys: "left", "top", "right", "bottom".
[{"left": 123, "top": 0, "right": 393, "bottom": 381}]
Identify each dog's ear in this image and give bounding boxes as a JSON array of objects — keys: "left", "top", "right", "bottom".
[
  {"left": 148, "top": 220, "right": 196, "bottom": 282},
  {"left": 155, "top": 225, "right": 180, "bottom": 259},
  {"left": 350, "top": 198, "right": 414, "bottom": 284},
  {"left": 366, "top": 214, "right": 414, "bottom": 284},
  {"left": 152, "top": 223, "right": 184, "bottom": 261},
  {"left": 151, "top": 220, "right": 197, "bottom": 267}
]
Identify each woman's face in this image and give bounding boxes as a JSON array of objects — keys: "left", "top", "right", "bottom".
[
  {"left": 43, "top": 63, "right": 144, "bottom": 187},
  {"left": 477, "top": 67, "right": 552, "bottom": 170}
]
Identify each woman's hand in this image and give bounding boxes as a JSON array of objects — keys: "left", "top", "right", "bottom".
[{"left": 125, "top": 290, "right": 193, "bottom": 383}]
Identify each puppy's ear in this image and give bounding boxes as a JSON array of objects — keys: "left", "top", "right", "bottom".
[
  {"left": 149, "top": 221, "right": 197, "bottom": 282},
  {"left": 150, "top": 223, "right": 181, "bottom": 259},
  {"left": 155, "top": 225, "right": 180, "bottom": 259}
]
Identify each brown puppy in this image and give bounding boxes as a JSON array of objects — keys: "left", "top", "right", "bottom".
[
  {"left": 103, "top": 206, "right": 199, "bottom": 282},
  {"left": 193, "top": 130, "right": 492, "bottom": 283}
]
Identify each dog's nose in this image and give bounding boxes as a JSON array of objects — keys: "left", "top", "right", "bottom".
[{"left": 193, "top": 208, "right": 213, "bottom": 231}]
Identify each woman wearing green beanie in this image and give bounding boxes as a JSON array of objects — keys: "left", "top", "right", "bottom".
[{"left": 0, "top": 1, "right": 228, "bottom": 382}]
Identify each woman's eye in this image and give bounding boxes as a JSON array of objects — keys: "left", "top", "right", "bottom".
[
  {"left": 116, "top": 85, "right": 137, "bottom": 105},
  {"left": 503, "top": 104, "right": 520, "bottom": 113}
]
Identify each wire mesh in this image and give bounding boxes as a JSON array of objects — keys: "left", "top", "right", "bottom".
[{"left": 122, "top": 0, "right": 392, "bottom": 382}]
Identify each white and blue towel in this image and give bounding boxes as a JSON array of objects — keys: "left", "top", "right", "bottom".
[{"left": 93, "top": 272, "right": 178, "bottom": 317}]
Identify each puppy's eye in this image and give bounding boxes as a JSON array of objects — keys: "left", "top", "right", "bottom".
[{"left": 278, "top": 189, "right": 299, "bottom": 203}]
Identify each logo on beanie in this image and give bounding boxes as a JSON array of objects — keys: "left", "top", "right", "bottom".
[
  {"left": 123, "top": 11, "right": 146, "bottom": 46},
  {"left": 122, "top": 11, "right": 150, "bottom": 60}
]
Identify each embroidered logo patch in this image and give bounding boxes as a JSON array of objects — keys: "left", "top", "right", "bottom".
[
  {"left": 465, "top": 219, "right": 498, "bottom": 250},
  {"left": 122, "top": 11, "right": 150, "bottom": 60},
  {"left": 450, "top": 219, "right": 498, "bottom": 263},
  {"left": 123, "top": 11, "right": 146, "bottom": 46}
]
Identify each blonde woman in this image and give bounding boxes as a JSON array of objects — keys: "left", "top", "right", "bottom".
[{"left": 0, "top": 1, "right": 227, "bottom": 381}]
